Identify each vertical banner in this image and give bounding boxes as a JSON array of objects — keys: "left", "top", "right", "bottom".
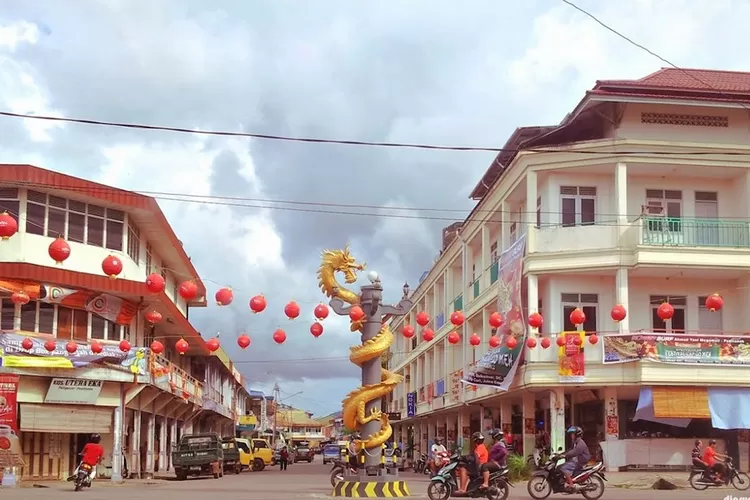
[
  {"left": 462, "top": 235, "right": 527, "bottom": 390},
  {"left": 406, "top": 391, "right": 416, "bottom": 417},
  {"left": 0, "top": 374, "right": 19, "bottom": 432},
  {"left": 558, "top": 331, "right": 585, "bottom": 383}
]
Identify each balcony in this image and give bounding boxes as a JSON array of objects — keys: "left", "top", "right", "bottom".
[
  {"left": 532, "top": 221, "right": 621, "bottom": 254},
  {"left": 150, "top": 354, "right": 204, "bottom": 405},
  {"left": 640, "top": 217, "right": 750, "bottom": 248}
]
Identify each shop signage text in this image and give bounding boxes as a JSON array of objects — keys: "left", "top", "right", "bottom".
[{"left": 45, "top": 378, "right": 103, "bottom": 405}]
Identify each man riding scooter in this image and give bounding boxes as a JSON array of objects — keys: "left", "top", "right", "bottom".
[
  {"left": 456, "top": 432, "right": 489, "bottom": 494},
  {"left": 429, "top": 436, "right": 449, "bottom": 475},
  {"left": 347, "top": 432, "right": 361, "bottom": 471},
  {"left": 559, "top": 426, "right": 590, "bottom": 491}
]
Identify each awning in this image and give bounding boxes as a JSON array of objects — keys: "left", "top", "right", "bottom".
[
  {"left": 652, "top": 386, "right": 710, "bottom": 419},
  {"left": 708, "top": 387, "right": 750, "bottom": 429},
  {"left": 20, "top": 403, "right": 112, "bottom": 434},
  {"left": 634, "top": 387, "right": 691, "bottom": 427}
]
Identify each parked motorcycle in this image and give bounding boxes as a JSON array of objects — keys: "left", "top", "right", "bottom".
[
  {"left": 689, "top": 457, "right": 750, "bottom": 491},
  {"left": 527, "top": 453, "right": 606, "bottom": 500},
  {"left": 414, "top": 453, "right": 428, "bottom": 474},
  {"left": 330, "top": 459, "right": 357, "bottom": 487},
  {"left": 72, "top": 462, "right": 95, "bottom": 491},
  {"left": 426, "top": 453, "right": 510, "bottom": 500}
]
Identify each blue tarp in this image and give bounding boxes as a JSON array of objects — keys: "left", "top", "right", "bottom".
[{"left": 708, "top": 387, "right": 750, "bottom": 430}]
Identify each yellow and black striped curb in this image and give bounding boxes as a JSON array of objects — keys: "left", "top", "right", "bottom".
[{"left": 331, "top": 480, "right": 410, "bottom": 497}]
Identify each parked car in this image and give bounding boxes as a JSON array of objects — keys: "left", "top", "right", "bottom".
[
  {"left": 249, "top": 438, "right": 274, "bottom": 471},
  {"left": 294, "top": 446, "right": 314, "bottom": 463},
  {"left": 221, "top": 438, "right": 244, "bottom": 474},
  {"left": 172, "top": 433, "right": 224, "bottom": 480},
  {"left": 322, "top": 444, "right": 341, "bottom": 465}
]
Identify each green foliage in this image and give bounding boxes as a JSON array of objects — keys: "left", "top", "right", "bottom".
[{"left": 507, "top": 453, "right": 531, "bottom": 482}]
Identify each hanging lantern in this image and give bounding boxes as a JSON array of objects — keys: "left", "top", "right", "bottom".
[
  {"left": 273, "top": 329, "right": 287, "bottom": 344},
  {"left": 48, "top": 237, "right": 71, "bottom": 264},
  {"left": 488, "top": 335, "right": 501, "bottom": 348},
  {"left": 569, "top": 308, "right": 586, "bottom": 326},
  {"left": 0, "top": 212, "right": 18, "bottom": 240},
  {"left": 657, "top": 302, "right": 674, "bottom": 321},
  {"left": 21, "top": 337, "right": 33, "bottom": 350},
  {"left": 349, "top": 305, "right": 365, "bottom": 322},
  {"left": 489, "top": 312, "right": 504, "bottom": 329},
  {"left": 589, "top": 334, "right": 599, "bottom": 345},
  {"left": 526, "top": 337, "right": 537, "bottom": 349},
  {"left": 705, "top": 294, "right": 724, "bottom": 312},
  {"left": 556, "top": 335, "right": 566, "bottom": 347},
  {"left": 528, "top": 312, "right": 543, "bottom": 329},
  {"left": 91, "top": 341, "right": 103, "bottom": 354},
  {"left": 314, "top": 304, "right": 330, "bottom": 321},
  {"left": 610, "top": 305, "right": 627, "bottom": 323},
  {"left": 44, "top": 339, "right": 57, "bottom": 352},
  {"left": 249, "top": 295, "right": 267, "bottom": 313},
  {"left": 150, "top": 340, "right": 165, "bottom": 354},
  {"left": 11, "top": 290, "right": 30, "bottom": 305},
  {"left": 145, "top": 273, "right": 166, "bottom": 294},
  {"left": 145, "top": 310, "right": 163, "bottom": 325},
  {"left": 402, "top": 325, "right": 415, "bottom": 339},
  {"left": 310, "top": 322, "right": 324, "bottom": 338},
  {"left": 101, "top": 255, "right": 123, "bottom": 279},
  {"left": 450, "top": 311, "right": 465, "bottom": 327},
  {"left": 573, "top": 335, "right": 582, "bottom": 346},
  {"left": 422, "top": 328, "right": 435, "bottom": 342},
  {"left": 237, "top": 334, "right": 251, "bottom": 349},
  {"left": 416, "top": 312, "right": 430, "bottom": 327},
  {"left": 447, "top": 331, "right": 460, "bottom": 344},
  {"left": 175, "top": 338, "right": 189, "bottom": 355},
  {"left": 119, "top": 340, "right": 131, "bottom": 352},
  {"left": 66, "top": 341, "right": 78, "bottom": 353},
  {"left": 178, "top": 281, "right": 199, "bottom": 301},
  {"left": 540, "top": 337, "right": 551, "bottom": 349},
  {"left": 206, "top": 338, "right": 220, "bottom": 352},
  {"left": 507, "top": 336, "right": 518, "bottom": 349},
  {"left": 469, "top": 333, "right": 481, "bottom": 347},
  {"left": 284, "top": 301, "right": 301, "bottom": 320},
  {"left": 215, "top": 287, "right": 234, "bottom": 306}
]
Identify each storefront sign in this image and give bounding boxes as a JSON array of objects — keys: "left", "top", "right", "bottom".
[
  {"left": 602, "top": 333, "right": 750, "bottom": 365},
  {"left": 0, "top": 333, "right": 147, "bottom": 375},
  {"left": 0, "top": 374, "right": 23, "bottom": 469},
  {"left": 45, "top": 378, "right": 103, "bottom": 404},
  {"left": 449, "top": 370, "right": 462, "bottom": 401},
  {"left": 237, "top": 414, "right": 257, "bottom": 431},
  {"left": 386, "top": 412, "right": 401, "bottom": 421},
  {"left": 406, "top": 392, "right": 416, "bottom": 417},
  {"left": 558, "top": 331, "right": 585, "bottom": 383},
  {"left": 462, "top": 235, "right": 527, "bottom": 390}
]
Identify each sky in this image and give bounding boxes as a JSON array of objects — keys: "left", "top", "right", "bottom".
[{"left": 2, "top": 0, "right": 749, "bottom": 415}]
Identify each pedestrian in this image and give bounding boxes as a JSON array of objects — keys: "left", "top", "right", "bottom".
[{"left": 279, "top": 446, "right": 289, "bottom": 471}]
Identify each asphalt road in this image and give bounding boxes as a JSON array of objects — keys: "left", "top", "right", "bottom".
[{"left": 1, "top": 462, "right": 739, "bottom": 499}]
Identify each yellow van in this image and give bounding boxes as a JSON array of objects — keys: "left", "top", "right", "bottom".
[
  {"left": 234, "top": 438, "right": 253, "bottom": 471},
  {"left": 250, "top": 438, "right": 274, "bottom": 471}
]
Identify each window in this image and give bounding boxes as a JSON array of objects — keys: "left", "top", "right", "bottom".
[
  {"left": 561, "top": 293, "right": 598, "bottom": 334},
  {"left": 146, "top": 243, "right": 153, "bottom": 274},
  {"left": 47, "top": 195, "right": 67, "bottom": 238},
  {"left": 87, "top": 204, "right": 105, "bottom": 247},
  {"left": 19, "top": 302, "right": 36, "bottom": 332},
  {"left": 127, "top": 218, "right": 140, "bottom": 261},
  {"left": 26, "top": 190, "right": 46, "bottom": 235},
  {"left": 536, "top": 196, "right": 542, "bottom": 229},
  {"left": 560, "top": 186, "right": 596, "bottom": 227},
  {"left": 650, "top": 295, "right": 686, "bottom": 333},
  {"left": 0, "top": 188, "right": 20, "bottom": 226},
  {"left": 698, "top": 296, "right": 722, "bottom": 332},
  {"left": 91, "top": 314, "right": 106, "bottom": 340},
  {"left": 645, "top": 189, "right": 682, "bottom": 232},
  {"left": 510, "top": 222, "right": 517, "bottom": 244},
  {"left": 68, "top": 200, "right": 86, "bottom": 243},
  {"left": 38, "top": 302, "right": 54, "bottom": 334},
  {"left": 105, "top": 209, "right": 124, "bottom": 251},
  {"left": 490, "top": 242, "right": 498, "bottom": 263},
  {"left": 0, "top": 299, "right": 15, "bottom": 330}
]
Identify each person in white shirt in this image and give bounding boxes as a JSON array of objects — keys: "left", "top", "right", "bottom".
[{"left": 429, "top": 436, "right": 448, "bottom": 475}]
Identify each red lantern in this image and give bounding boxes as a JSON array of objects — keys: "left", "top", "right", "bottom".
[
  {"left": 310, "top": 322, "right": 324, "bottom": 338},
  {"left": 101, "top": 255, "right": 123, "bottom": 279},
  {"left": 48, "top": 237, "right": 71, "bottom": 264},
  {"left": 569, "top": 308, "right": 586, "bottom": 326},
  {"left": 150, "top": 340, "right": 164, "bottom": 354},
  {"left": 488, "top": 335, "right": 501, "bottom": 348},
  {"left": 447, "top": 331, "right": 460, "bottom": 345},
  {"left": 422, "top": 328, "right": 435, "bottom": 342},
  {"left": 528, "top": 312, "right": 543, "bottom": 329},
  {"left": 273, "top": 329, "right": 287, "bottom": 344},
  {"left": 44, "top": 339, "right": 56, "bottom": 352},
  {"left": 705, "top": 294, "right": 724, "bottom": 312},
  {"left": 175, "top": 338, "right": 189, "bottom": 355},
  {"left": 589, "top": 334, "right": 599, "bottom": 345},
  {"left": 21, "top": 337, "right": 33, "bottom": 350},
  {"left": 11, "top": 290, "right": 30, "bottom": 305},
  {"left": 215, "top": 287, "right": 234, "bottom": 306},
  {"left": 556, "top": 335, "right": 566, "bottom": 347},
  {"left": 145, "top": 310, "right": 162, "bottom": 325},
  {"left": 540, "top": 337, "right": 551, "bottom": 349},
  {"left": 119, "top": 340, "right": 131, "bottom": 352},
  {"left": 469, "top": 333, "right": 481, "bottom": 347},
  {"left": 284, "top": 301, "right": 301, "bottom": 320},
  {"left": 526, "top": 337, "right": 537, "bottom": 349},
  {"left": 206, "top": 338, "right": 220, "bottom": 352},
  {"left": 179, "top": 281, "right": 199, "bottom": 301},
  {"left": 573, "top": 335, "right": 582, "bottom": 346},
  {"left": 145, "top": 273, "right": 166, "bottom": 294},
  {"left": 657, "top": 302, "right": 674, "bottom": 321},
  {"left": 349, "top": 305, "right": 366, "bottom": 322},
  {"left": 610, "top": 305, "right": 627, "bottom": 323},
  {"left": 91, "top": 341, "right": 103, "bottom": 354},
  {"left": 237, "top": 333, "right": 251, "bottom": 349},
  {"left": 402, "top": 325, "right": 415, "bottom": 339},
  {"left": 489, "top": 312, "right": 504, "bottom": 329},
  {"left": 450, "top": 311, "right": 465, "bottom": 327},
  {"left": 416, "top": 312, "right": 430, "bottom": 327},
  {"left": 249, "top": 295, "right": 267, "bottom": 313},
  {"left": 65, "top": 341, "right": 78, "bottom": 354},
  {"left": 0, "top": 211, "right": 18, "bottom": 240},
  {"left": 314, "top": 304, "right": 330, "bottom": 321}
]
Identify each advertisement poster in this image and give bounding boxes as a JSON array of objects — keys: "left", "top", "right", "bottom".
[
  {"left": 0, "top": 374, "right": 23, "bottom": 469},
  {"left": 606, "top": 415, "right": 619, "bottom": 438},
  {"left": 602, "top": 333, "right": 750, "bottom": 365},
  {"left": 406, "top": 392, "right": 416, "bottom": 417},
  {"left": 558, "top": 331, "right": 585, "bottom": 383},
  {"left": 462, "top": 235, "right": 526, "bottom": 390},
  {"left": 449, "top": 370, "right": 462, "bottom": 401},
  {"left": 0, "top": 333, "right": 147, "bottom": 375}
]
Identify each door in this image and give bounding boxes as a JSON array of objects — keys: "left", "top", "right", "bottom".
[
  {"left": 695, "top": 192, "right": 719, "bottom": 246},
  {"left": 56, "top": 307, "right": 72, "bottom": 339}
]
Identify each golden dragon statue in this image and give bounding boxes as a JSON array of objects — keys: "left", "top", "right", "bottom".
[{"left": 318, "top": 245, "right": 404, "bottom": 450}]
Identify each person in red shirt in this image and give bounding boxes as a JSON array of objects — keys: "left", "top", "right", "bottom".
[
  {"left": 702, "top": 439, "right": 727, "bottom": 481},
  {"left": 81, "top": 434, "right": 105, "bottom": 468},
  {"left": 457, "top": 433, "right": 489, "bottom": 493}
]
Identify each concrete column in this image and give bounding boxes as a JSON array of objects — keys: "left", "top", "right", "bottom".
[
  {"left": 146, "top": 410, "right": 156, "bottom": 475},
  {"left": 111, "top": 384, "right": 124, "bottom": 482},
  {"left": 158, "top": 417, "right": 168, "bottom": 472},
  {"left": 526, "top": 170, "right": 537, "bottom": 253},
  {"left": 614, "top": 162, "right": 628, "bottom": 232},
  {"left": 501, "top": 202, "right": 510, "bottom": 250},
  {"left": 615, "top": 267, "right": 630, "bottom": 333},
  {"left": 549, "top": 388, "right": 566, "bottom": 453},
  {"left": 522, "top": 392, "right": 536, "bottom": 457},
  {"left": 499, "top": 401, "right": 512, "bottom": 435},
  {"left": 132, "top": 410, "right": 141, "bottom": 478},
  {"left": 527, "top": 273, "right": 540, "bottom": 362}
]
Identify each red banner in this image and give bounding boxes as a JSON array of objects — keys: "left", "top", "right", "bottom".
[{"left": 0, "top": 374, "right": 19, "bottom": 432}]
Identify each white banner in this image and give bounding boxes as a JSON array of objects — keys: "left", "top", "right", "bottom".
[{"left": 45, "top": 378, "right": 103, "bottom": 405}]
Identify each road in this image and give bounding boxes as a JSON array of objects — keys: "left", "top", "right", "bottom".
[{"left": 1, "top": 462, "right": 740, "bottom": 499}]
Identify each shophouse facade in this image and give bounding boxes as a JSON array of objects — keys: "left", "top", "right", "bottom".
[{"left": 387, "top": 68, "right": 750, "bottom": 471}]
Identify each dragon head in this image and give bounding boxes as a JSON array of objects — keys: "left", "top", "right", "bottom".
[{"left": 321, "top": 245, "right": 366, "bottom": 284}]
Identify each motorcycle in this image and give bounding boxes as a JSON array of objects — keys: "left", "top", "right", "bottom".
[
  {"left": 415, "top": 453, "right": 428, "bottom": 474},
  {"left": 72, "top": 462, "right": 95, "bottom": 491},
  {"left": 527, "top": 447, "right": 550, "bottom": 470},
  {"left": 426, "top": 453, "right": 510, "bottom": 500},
  {"left": 689, "top": 457, "right": 750, "bottom": 491},
  {"left": 527, "top": 453, "right": 606, "bottom": 500},
  {"left": 330, "top": 459, "right": 357, "bottom": 487}
]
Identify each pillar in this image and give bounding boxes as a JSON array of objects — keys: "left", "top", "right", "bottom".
[
  {"left": 481, "top": 224, "right": 490, "bottom": 288},
  {"left": 615, "top": 268, "right": 629, "bottom": 333},
  {"left": 146, "top": 411, "right": 156, "bottom": 476},
  {"left": 158, "top": 416, "right": 168, "bottom": 473},
  {"left": 526, "top": 170, "right": 537, "bottom": 252},
  {"left": 500, "top": 202, "right": 510, "bottom": 250},
  {"left": 527, "top": 273, "right": 540, "bottom": 362},
  {"left": 614, "top": 162, "right": 628, "bottom": 231},
  {"left": 131, "top": 410, "right": 141, "bottom": 478},
  {"left": 445, "top": 413, "right": 457, "bottom": 452},
  {"left": 111, "top": 384, "right": 124, "bottom": 482},
  {"left": 499, "top": 401, "right": 512, "bottom": 436},
  {"left": 522, "top": 393, "right": 535, "bottom": 457},
  {"left": 549, "top": 388, "right": 566, "bottom": 453},
  {"left": 170, "top": 419, "right": 178, "bottom": 471}
]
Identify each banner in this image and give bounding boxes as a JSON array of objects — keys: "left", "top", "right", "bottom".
[
  {"left": 45, "top": 378, "right": 103, "bottom": 404},
  {"left": 406, "top": 391, "right": 416, "bottom": 417},
  {"left": 558, "top": 331, "right": 585, "bottom": 383},
  {"left": 0, "top": 374, "right": 23, "bottom": 469},
  {"left": 0, "top": 280, "right": 136, "bottom": 326},
  {"left": 462, "top": 235, "right": 527, "bottom": 390},
  {"left": 602, "top": 333, "right": 750, "bottom": 366},
  {"left": 0, "top": 333, "right": 148, "bottom": 375}
]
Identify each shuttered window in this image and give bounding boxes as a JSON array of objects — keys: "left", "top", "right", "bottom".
[{"left": 20, "top": 404, "right": 112, "bottom": 434}]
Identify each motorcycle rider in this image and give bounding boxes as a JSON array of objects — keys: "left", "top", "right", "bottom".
[
  {"left": 560, "top": 426, "right": 590, "bottom": 491},
  {"left": 80, "top": 434, "right": 105, "bottom": 479},
  {"left": 480, "top": 428, "right": 507, "bottom": 489},
  {"left": 429, "top": 436, "right": 448, "bottom": 475},
  {"left": 703, "top": 439, "right": 728, "bottom": 482},
  {"left": 456, "top": 432, "right": 489, "bottom": 494},
  {"left": 347, "top": 432, "right": 361, "bottom": 471}
]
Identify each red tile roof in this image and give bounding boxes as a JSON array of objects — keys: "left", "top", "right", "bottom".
[{"left": 596, "top": 68, "right": 750, "bottom": 93}]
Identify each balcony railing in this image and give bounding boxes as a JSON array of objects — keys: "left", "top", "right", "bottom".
[
  {"left": 150, "top": 354, "right": 204, "bottom": 404},
  {"left": 641, "top": 217, "right": 750, "bottom": 248}
]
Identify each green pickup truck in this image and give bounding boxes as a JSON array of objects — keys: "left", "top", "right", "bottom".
[{"left": 172, "top": 433, "right": 224, "bottom": 480}]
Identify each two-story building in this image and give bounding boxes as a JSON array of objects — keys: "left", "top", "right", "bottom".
[
  {"left": 387, "top": 68, "right": 750, "bottom": 471},
  {"left": 0, "top": 164, "right": 248, "bottom": 480},
  {"left": 274, "top": 404, "right": 326, "bottom": 448}
]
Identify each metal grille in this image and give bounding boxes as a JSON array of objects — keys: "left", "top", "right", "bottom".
[{"left": 641, "top": 112, "right": 728, "bottom": 127}]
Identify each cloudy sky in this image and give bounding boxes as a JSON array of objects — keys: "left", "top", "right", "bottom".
[{"left": 2, "top": 0, "right": 748, "bottom": 415}]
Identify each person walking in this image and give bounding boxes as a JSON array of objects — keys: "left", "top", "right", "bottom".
[{"left": 279, "top": 446, "right": 289, "bottom": 471}]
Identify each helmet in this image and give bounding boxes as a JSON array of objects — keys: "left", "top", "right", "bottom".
[
  {"left": 350, "top": 432, "right": 361, "bottom": 440},
  {"left": 566, "top": 426, "right": 583, "bottom": 437},
  {"left": 434, "top": 436, "right": 442, "bottom": 443},
  {"left": 490, "top": 428, "right": 504, "bottom": 440},
  {"left": 471, "top": 432, "right": 485, "bottom": 443},
  {"left": 90, "top": 433, "right": 101, "bottom": 444}
]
